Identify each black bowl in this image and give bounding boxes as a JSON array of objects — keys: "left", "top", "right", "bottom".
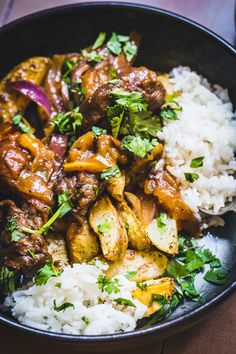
[{"left": 0, "top": 2, "right": 235, "bottom": 352}]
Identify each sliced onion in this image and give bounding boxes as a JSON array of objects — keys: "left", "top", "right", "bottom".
[
  {"left": 49, "top": 134, "right": 67, "bottom": 160},
  {"left": 9, "top": 80, "right": 51, "bottom": 118}
]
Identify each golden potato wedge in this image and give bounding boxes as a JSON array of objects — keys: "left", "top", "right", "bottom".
[
  {"left": 66, "top": 220, "right": 100, "bottom": 263},
  {"left": 107, "top": 174, "right": 125, "bottom": 201},
  {"left": 132, "top": 277, "right": 175, "bottom": 317},
  {"left": 146, "top": 215, "right": 178, "bottom": 255},
  {"left": 47, "top": 233, "right": 69, "bottom": 268},
  {"left": 89, "top": 196, "right": 128, "bottom": 261},
  {"left": 117, "top": 201, "right": 152, "bottom": 251},
  {"left": 105, "top": 249, "right": 167, "bottom": 282},
  {"left": 124, "top": 192, "right": 142, "bottom": 220},
  {"left": 0, "top": 57, "right": 51, "bottom": 123}
]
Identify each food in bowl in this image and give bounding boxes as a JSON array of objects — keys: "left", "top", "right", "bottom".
[{"left": 0, "top": 32, "right": 235, "bottom": 335}]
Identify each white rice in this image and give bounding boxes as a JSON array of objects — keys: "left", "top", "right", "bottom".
[
  {"left": 3, "top": 262, "right": 146, "bottom": 335},
  {"left": 158, "top": 66, "right": 236, "bottom": 213}
]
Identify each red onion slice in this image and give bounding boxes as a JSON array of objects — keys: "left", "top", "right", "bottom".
[
  {"left": 9, "top": 80, "right": 52, "bottom": 118},
  {"left": 49, "top": 133, "right": 67, "bottom": 160}
]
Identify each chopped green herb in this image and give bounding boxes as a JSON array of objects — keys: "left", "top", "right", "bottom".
[
  {"left": 190, "top": 156, "right": 204, "bottom": 168},
  {"left": 156, "top": 212, "right": 167, "bottom": 233},
  {"left": 121, "top": 135, "right": 157, "bottom": 158},
  {"left": 204, "top": 269, "right": 228, "bottom": 285},
  {"left": 98, "top": 220, "right": 112, "bottom": 233},
  {"left": 125, "top": 271, "right": 137, "bottom": 279},
  {"left": 28, "top": 249, "right": 36, "bottom": 260},
  {"left": 92, "top": 32, "right": 106, "bottom": 50},
  {"left": 0, "top": 267, "right": 15, "bottom": 295},
  {"left": 107, "top": 32, "right": 122, "bottom": 55},
  {"left": 123, "top": 41, "right": 137, "bottom": 62},
  {"left": 62, "top": 58, "right": 78, "bottom": 78},
  {"left": 111, "top": 88, "right": 147, "bottom": 113},
  {"left": 53, "top": 300, "right": 75, "bottom": 312},
  {"left": 137, "top": 282, "right": 147, "bottom": 291},
  {"left": 93, "top": 185, "right": 99, "bottom": 197},
  {"left": 5, "top": 216, "right": 22, "bottom": 242},
  {"left": 97, "top": 275, "right": 120, "bottom": 294},
  {"left": 114, "top": 298, "right": 136, "bottom": 308},
  {"left": 34, "top": 259, "right": 62, "bottom": 286},
  {"left": 184, "top": 172, "right": 199, "bottom": 183},
  {"left": 92, "top": 126, "right": 107, "bottom": 137},
  {"left": 55, "top": 282, "right": 61, "bottom": 288},
  {"left": 109, "top": 67, "right": 118, "bottom": 80},
  {"left": 100, "top": 164, "right": 121, "bottom": 180},
  {"left": 12, "top": 113, "right": 34, "bottom": 135},
  {"left": 179, "top": 275, "right": 201, "bottom": 300},
  {"left": 160, "top": 99, "right": 182, "bottom": 120},
  {"left": 107, "top": 107, "right": 124, "bottom": 138},
  {"left": 81, "top": 49, "right": 104, "bottom": 63},
  {"left": 151, "top": 294, "right": 168, "bottom": 305},
  {"left": 185, "top": 249, "right": 205, "bottom": 272},
  {"left": 167, "top": 260, "right": 189, "bottom": 281},
  {"left": 81, "top": 316, "right": 90, "bottom": 325}
]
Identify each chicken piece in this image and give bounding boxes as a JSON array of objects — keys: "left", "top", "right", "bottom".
[
  {"left": 116, "top": 201, "right": 152, "bottom": 251},
  {"left": 0, "top": 200, "right": 49, "bottom": 275},
  {"left": 104, "top": 249, "right": 167, "bottom": 282},
  {"left": 0, "top": 57, "right": 51, "bottom": 123},
  {"left": 81, "top": 67, "right": 166, "bottom": 129},
  {"left": 47, "top": 233, "right": 69, "bottom": 268},
  {"left": 144, "top": 160, "right": 200, "bottom": 235},
  {"left": 132, "top": 278, "right": 175, "bottom": 317},
  {"left": 0, "top": 132, "right": 55, "bottom": 206},
  {"left": 89, "top": 196, "right": 128, "bottom": 261},
  {"left": 66, "top": 219, "right": 99, "bottom": 263}
]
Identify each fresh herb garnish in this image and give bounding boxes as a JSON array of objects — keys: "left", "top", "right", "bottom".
[
  {"left": 184, "top": 172, "right": 199, "bottom": 183},
  {"left": 190, "top": 156, "right": 204, "bottom": 168},
  {"left": 98, "top": 220, "right": 112, "bottom": 233},
  {"left": 92, "top": 32, "right": 106, "bottom": 50},
  {"left": 137, "top": 282, "right": 147, "bottom": 291},
  {"left": 179, "top": 275, "right": 201, "bottom": 300},
  {"left": 52, "top": 107, "right": 83, "bottom": 145},
  {"left": 92, "top": 126, "right": 107, "bottom": 138},
  {"left": 160, "top": 98, "right": 182, "bottom": 120},
  {"left": 107, "top": 32, "right": 137, "bottom": 61},
  {"left": 151, "top": 294, "right": 168, "bottom": 305},
  {"left": 109, "top": 68, "right": 118, "bottom": 80},
  {"left": 28, "top": 249, "right": 36, "bottom": 260},
  {"left": 12, "top": 113, "right": 34, "bottom": 135},
  {"left": 114, "top": 298, "right": 136, "bottom": 308},
  {"left": 100, "top": 164, "right": 121, "bottom": 180},
  {"left": 34, "top": 259, "right": 62, "bottom": 286},
  {"left": 156, "top": 212, "right": 168, "bottom": 233},
  {"left": 204, "top": 269, "right": 228, "bottom": 285},
  {"left": 0, "top": 267, "right": 15, "bottom": 295},
  {"left": 93, "top": 185, "right": 100, "bottom": 197},
  {"left": 107, "top": 32, "right": 122, "bottom": 55},
  {"left": 121, "top": 135, "right": 157, "bottom": 158},
  {"left": 111, "top": 88, "right": 148, "bottom": 113},
  {"left": 125, "top": 271, "right": 137, "bottom": 279},
  {"left": 5, "top": 216, "right": 22, "bottom": 242},
  {"left": 97, "top": 275, "right": 120, "bottom": 294},
  {"left": 53, "top": 300, "right": 75, "bottom": 312},
  {"left": 81, "top": 49, "right": 104, "bottom": 63},
  {"left": 55, "top": 282, "right": 61, "bottom": 288},
  {"left": 62, "top": 58, "right": 78, "bottom": 78},
  {"left": 81, "top": 316, "right": 90, "bottom": 325}
]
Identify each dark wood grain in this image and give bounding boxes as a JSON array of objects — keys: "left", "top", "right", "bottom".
[{"left": 0, "top": 1, "right": 235, "bottom": 354}]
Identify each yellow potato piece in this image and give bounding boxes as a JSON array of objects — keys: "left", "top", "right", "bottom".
[
  {"left": 132, "top": 277, "right": 175, "bottom": 317},
  {"left": 89, "top": 196, "right": 128, "bottom": 261},
  {"left": 0, "top": 57, "right": 51, "bottom": 123},
  {"left": 117, "top": 201, "right": 152, "bottom": 251},
  {"left": 105, "top": 249, "right": 167, "bottom": 282},
  {"left": 66, "top": 221, "right": 100, "bottom": 263},
  {"left": 47, "top": 233, "right": 69, "bottom": 268},
  {"left": 146, "top": 216, "right": 178, "bottom": 255},
  {"left": 107, "top": 174, "right": 125, "bottom": 201}
]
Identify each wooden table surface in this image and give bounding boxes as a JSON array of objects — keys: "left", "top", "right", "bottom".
[{"left": 0, "top": 1, "right": 235, "bottom": 353}]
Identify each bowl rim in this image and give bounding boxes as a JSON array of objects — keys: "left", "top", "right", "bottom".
[{"left": 0, "top": 0, "right": 235, "bottom": 343}]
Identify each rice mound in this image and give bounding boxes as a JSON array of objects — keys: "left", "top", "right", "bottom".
[
  {"left": 3, "top": 263, "right": 146, "bottom": 335},
  {"left": 158, "top": 67, "right": 236, "bottom": 213}
]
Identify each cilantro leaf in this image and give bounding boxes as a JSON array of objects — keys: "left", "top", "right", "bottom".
[
  {"left": 81, "top": 49, "right": 104, "bottom": 63},
  {"left": 184, "top": 172, "right": 199, "bottom": 183},
  {"left": 157, "top": 212, "right": 167, "bottom": 233},
  {"left": 81, "top": 316, "right": 90, "bottom": 325},
  {"left": 34, "top": 259, "right": 62, "bottom": 286},
  {"left": 123, "top": 41, "right": 137, "bottom": 62},
  {"left": 137, "top": 282, "right": 147, "bottom": 291},
  {"left": 28, "top": 249, "right": 36, "bottom": 260},
  {"left": 179, "top": 275, "right": 201, "bottom": 300},
  {"left": 12, "top": 113, "right": 34, "bottom": 135},
  {"left": 185, "top": 249, "right": 205, "bottom": 272},
  {"left": 151, "top": 294, "right": 168, "bottom": 304},
  {"left": 97, "top": 275, "right": 120, "bottom": 294},
  {"left": 204, "top": 269, "right": 228, "bottom": 285},
  {"left": 92, "top": 126, "right": 107, "bottom": 137},
  {"left": 160, "top": 99, "right": 182, "bottom": 120},
  {"left": 107, "top": 32, "right": 122, "bottom": 55},
  {"left": 55, "top": 282, "right": 61, "bottom": 288},
  {"left": 98, "top": 220, "right": 112, "bottom": 233},
  {"left": 62, "top": 58, "right": 78, "bottom": 78},
  {"left": 111, "top": 88, "right": 147, "bottom": 113},
  {"left": 5, "top": 216, "right": 23, "bottom": 242},
  {"left": 190, "top": 156, "right": 204, "bottom": 168},
  {"left": 92, "top": 32, "right": 106, "bottom": 50},
  {"left": 167, "top": 260, "right": 189, "bottom": 280},
  {"left": 100, "top": 164, "right": 121, "bottom": 180},
  {"left": 121, "top": 135, "right": 157, "bottom": 158},
  {"left": 0, "top": 267, "right": 15, "bottom": 295},
  {"left": 125, "top": 271, "right": 137, "bottom": 279},
  {"left": 53, "top": 300, "right": 75, "bottom": 312},
  {"left": 114, "top": 298, "right": 136, "bottom": 308}
]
